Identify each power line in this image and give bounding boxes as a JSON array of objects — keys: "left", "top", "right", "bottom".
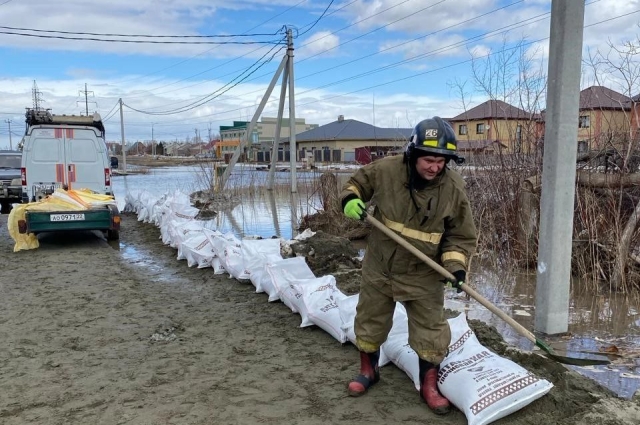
[
  {"left": 296, "top": 0, "right": 335, "bottom": 37},
  {"left": 123, "top": 44, "right": 274, "bottom": 100},
  {"left": 102, "top": 100, "right": 121, "bottom": 122},
  {"left": 0, "top": 25, "right": 283, "bottom": 38},
  {"left": 115, "top": 0, "right": 307, "bottom": 86},
  {"left": 125, "top": 44, "right": 286, "bottom": 115},
  {"left": 117, "top": 0, "right": 421, "bottom": 101},
  {"left": 121, "top": 5, "right": 632, "bottom": 130},
  {"left": 128, "top": 0, "right": 536, "bottom": 115},
  {"left": 0, "top": 0, "right": 12, "bottom": 5},
  {"left": 0, "top": 31, "right": 283, "bottom": 44}
]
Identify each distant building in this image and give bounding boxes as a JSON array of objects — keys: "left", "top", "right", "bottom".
[
  {"left": 448, "top": 100, "right": 541, "bottom": 155},
  {"left": 217, "top": 116, "right": 318, "bottom": 160},
  {"left": 576, "top": 86, "right": 632, "bottom": 152},
  {"left": 281, "top": 115, "right": 411, "bottom": 163},
  {"left": 631, "top": 93, "right": 640, "bottom": 141}
]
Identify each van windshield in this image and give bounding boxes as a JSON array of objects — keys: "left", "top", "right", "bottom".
[{"left": 0, "top": 154, "right": 21, "bottom": 168}]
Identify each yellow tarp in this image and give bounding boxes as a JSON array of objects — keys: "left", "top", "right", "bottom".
[{"left": 8, "top": 189, "right": 116, "bottom": 252}]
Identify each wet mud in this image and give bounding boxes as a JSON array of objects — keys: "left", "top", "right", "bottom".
[{"left": 0, "top": 213, "right": 639, "bottom": 424}]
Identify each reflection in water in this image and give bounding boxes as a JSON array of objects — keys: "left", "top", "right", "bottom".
[
  {"left": 446, "top": 267, "right": 640, "bottom": 398},
  {"left": 112, "top": 165, "right": 640, "bottom": 398},
  {"left": 268, "top": 190, "right": 281, "bottom": 237},
  {"left": 290, "top": 191, "right": 299, "bottom": 239}
]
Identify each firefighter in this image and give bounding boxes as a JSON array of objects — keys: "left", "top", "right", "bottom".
[{"left": 341, "top": 116, "right": 477, "bottom": 414}]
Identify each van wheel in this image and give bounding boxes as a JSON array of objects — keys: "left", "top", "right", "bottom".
[{"left": 107, "top": 229, "right": 120, "bottom": 241}]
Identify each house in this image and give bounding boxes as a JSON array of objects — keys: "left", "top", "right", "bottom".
[
  {"left": 280, "top": 115, "right": 411, "bottom": 163},
  {"left": 448, "top": 99, "right": 541, "bottom": 154},
  {"left": 576, "top": 86, "right": 632, "bottom": 152},
  {"left": 631, "top": 93, "right": 640, "bottom": 141}
]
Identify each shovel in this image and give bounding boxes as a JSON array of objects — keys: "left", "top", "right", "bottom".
[{"left": 364, "top": 214, "right": 611, "bottom": 367}]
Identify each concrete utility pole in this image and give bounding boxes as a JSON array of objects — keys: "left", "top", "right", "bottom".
[
  {"left": 219, "top": 53, "right": 289, "bottom": 191},
  {"left": 151, "top": 123, "right": 155, "bottom": 156},
  {"left": 4, "top": 119, "right": 12, "bottom": 150},
  {"left": 119, "top": 98, "right": 127, "bottom": 174},
  {"left": 286, "top": 28, "right": 298, "bottom": 193},
  {"left": 267, "top": 65, "right": 289, "bottom": 190},
  {"left": 535, "top": 0, "right": 585, "bottom": 335}
]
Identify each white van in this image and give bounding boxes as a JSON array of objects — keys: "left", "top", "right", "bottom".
[{"left": 21, "top": 110, "right": 113, "bottom": 203}]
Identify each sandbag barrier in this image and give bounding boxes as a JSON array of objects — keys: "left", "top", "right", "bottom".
[{"left": 124, "top": 190, "right": 553, "bottom": 425}]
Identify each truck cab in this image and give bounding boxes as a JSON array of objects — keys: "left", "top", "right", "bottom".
[
  {"left": 21, "top": 110, "right": 112, "bottom": 203},
  {"left": 0, "top": 150, "right": 22, "bottom": 212}
]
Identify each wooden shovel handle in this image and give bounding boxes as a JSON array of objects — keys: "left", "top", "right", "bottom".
[{"left": 365, "top": 214, "right": 537, "bottom": 345}]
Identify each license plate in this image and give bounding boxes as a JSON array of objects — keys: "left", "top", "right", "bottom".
[{"left": 50, "top": 213, "right": 86, "bottom": 222}]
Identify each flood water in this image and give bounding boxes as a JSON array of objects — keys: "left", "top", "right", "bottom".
[{"left": 112, "top": 164, "right": 640, "bottom": 399}]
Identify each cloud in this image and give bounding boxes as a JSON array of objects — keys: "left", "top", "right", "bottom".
[
  {"left": 0, "top": 73, "right": 459, "bottom": 149},
  {"left": 297, "top": 31, "right": 341, "bottom": 58},
  {"left": 0, "top": 0, "right": 304, "bottom": 57}
]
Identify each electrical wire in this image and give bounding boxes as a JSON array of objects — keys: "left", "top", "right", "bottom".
[
  {"left": 296, "top": 0, "right": 335, "bottom": 37},
  {"left": 129, "top": 0, "right": 541, "bottom": 119},
  {"left": 102, "top": 100, "right": 121, "bottom": 122},
  {"left": 0, "top": 25, "right": 284, "bottom": 38},
  {"left": 123, "top": 44, "right": 274, "bottom": 100},
  {"left": 121, "top": 4, "right": 632, "bottom": 130},
  {"left": 0, "top": 31, "right": 283, "bottom": 45},
  {"left": 119, "top": 0, "right": 422, "bottom": 100},
  {"left": 125, "top": 44, "right": 286, "bottom": 115},
  {"left": 126, "top": 43, "right": 284, "bottom": 114},
  {"left": 115, "top": 0, "right": 306, "bottom": 86}
]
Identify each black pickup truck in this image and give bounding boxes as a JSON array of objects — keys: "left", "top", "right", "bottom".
[{"left": 0, "top": 150, "right": 22, "bottom": 213}]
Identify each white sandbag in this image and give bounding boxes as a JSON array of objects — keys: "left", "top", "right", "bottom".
[
  {"left": 438, "top": 314, "right": 553, "bottom": 425},
  {"left": 211, "top": 257, "right": 225, "bottom": 274},
  {"left": 172, "top": 221, "right": 206, "bottom": 250},
  {"left": 295, "top": 275, "right": 347, "bottom": 342},
  {"left": 266, "top": 256, "right": 316, "bottom": 307},
  {"left": 179, "top": 229, "right": 219, "bottom": 268},
  {"left": 379, "top": 304, "right": 420, "bottom": 388},
  {"left": 338, "top": 294, "right": 359, "bottom": 344},
  {"left": 209, "top": 232, "right": 249, "bottom": 280},
  {"left": 242, "top": 239, "right": 283, "bottom": 292}
]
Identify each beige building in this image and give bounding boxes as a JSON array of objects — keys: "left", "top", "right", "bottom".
[
  {"left": 576, "top": 86, "right": 632, "bottom": 152},
  {"left": 448, "top": 100, "right": 541, "bottom": 154}
]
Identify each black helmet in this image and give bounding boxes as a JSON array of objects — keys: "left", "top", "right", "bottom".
[{"left": 408, "top": 116, "right": 463, "bottom": 163}]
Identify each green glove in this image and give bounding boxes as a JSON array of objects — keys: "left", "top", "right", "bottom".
[{"left": 344, "top": 198, "right": 366, "bottom": 220}]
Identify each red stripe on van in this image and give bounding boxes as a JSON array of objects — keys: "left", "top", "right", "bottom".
[
  {"left": 54, "top": 128, "right": 63, "bottom": 138},
  {"left": 66, "top": 129, "right": 74, "bottom": 139},
  {"left": 55, "top": 164, "right": 65, "bottom": 183}
]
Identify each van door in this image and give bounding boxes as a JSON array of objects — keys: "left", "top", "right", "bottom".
[
  {"left": 23, "top": 128, "right": 66, "bottom": 201},
  {"left": 64, "top": 128, "right": 107, "bottom": 193}
]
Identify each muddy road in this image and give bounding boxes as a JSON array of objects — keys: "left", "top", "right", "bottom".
[{"left": 1, "top": 213, "right": 639, "bottom": 425}]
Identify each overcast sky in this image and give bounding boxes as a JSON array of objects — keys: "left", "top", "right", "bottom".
[{"left": 0, "top": 0, "right": 638, "bottom": 148}]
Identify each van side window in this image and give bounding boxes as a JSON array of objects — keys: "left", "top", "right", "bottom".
[
  {"left": 33, "top": 138, "right": 62, "bottom": 162},
  {"left": 69, "top": 138, "right": 98, "bottom": 162}
]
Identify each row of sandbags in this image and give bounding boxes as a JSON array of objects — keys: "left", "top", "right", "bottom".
[{"left": 124, "top": 190, "right": 553, "bottom": 425}]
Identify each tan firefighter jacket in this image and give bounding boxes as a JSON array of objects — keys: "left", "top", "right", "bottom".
[{"left": 341, "top": 155, "right": 477, "bottom": 300}]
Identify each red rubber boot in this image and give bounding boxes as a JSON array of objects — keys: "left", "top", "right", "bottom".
[
  {"left": 419, "top": 360, "right": 450, "bottom": 415},
  {"left": 347, "top": 351, "right": 380, "bottom": 397}
]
